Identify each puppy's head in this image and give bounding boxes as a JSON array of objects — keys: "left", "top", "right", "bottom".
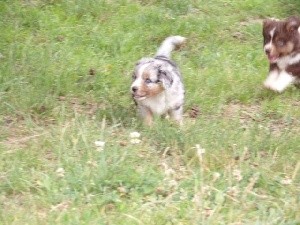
[
  {"left": 263, "top": 17, "right": 300, "bottom": 63},
  {"left": 263, "top": 16, "right": 300, "bottom": 63},
  {"left": 131, "top": 59, "right": 173, "bottom": 101}
]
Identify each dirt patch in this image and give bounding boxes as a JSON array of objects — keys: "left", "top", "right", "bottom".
[
  {"left": 222, "top": 102, "right": 261, "bottom": 123},
  {"left": 239, "top": 18, "right": 264, "bottom": 27},
  {"left": 221, "top": 102, "right": 300, "bottom": 136},
  {"left": 233, "top": 17, "right": 264, "bottom": 41},
  {"left": 0, "top": 122, "right": 45, "bottom": 150},
  {"left": 58, "top": 96, "right": 100, "bottom": 116},
  {"left": 1, "top": 114, "right": 50, "bottom": 150},
  {"left": 1, "top": 96, "right": 102, "bottom": 150}
]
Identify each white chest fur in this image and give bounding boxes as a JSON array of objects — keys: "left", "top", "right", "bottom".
[
  {"left": 142, "top": 92, "right": 168, "bottom": 115},
  {"left": 277, "top": 53, "right": 300, "bottom": 70},
  {"left": 141, "top": 84, "right": 184, "bottom": 115}
]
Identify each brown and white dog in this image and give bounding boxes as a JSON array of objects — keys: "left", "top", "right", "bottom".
[
  {"left": 262, "top": 16, "right": 300, "bottom": 92},
  {"left": 131, "top": 36, "right": 186, "bottom": 126}
]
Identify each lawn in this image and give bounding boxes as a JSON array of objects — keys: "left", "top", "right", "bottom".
[{"left": 0, "top": 0, "right": 299, "bottom": 224}]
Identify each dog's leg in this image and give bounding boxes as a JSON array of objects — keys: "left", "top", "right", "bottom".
[
  {"left": 168, "top": 106, "right": 183, "bottom": 125},
  {"left": 264, "top": 70, "right": 295, "bottom": 92},
  {"left": 264, "top": 70, "right": 279, "bottom": 90},
  {"left": 139, "top": 106, "right": 153, "bottom": 126}
]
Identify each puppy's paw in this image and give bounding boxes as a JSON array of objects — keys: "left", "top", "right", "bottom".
[
  {"left": 263, "top": 81, "right": 284, "bottom": 93},
  {"left": 263, "top": 81, "right": 273, "bottom": 90}
]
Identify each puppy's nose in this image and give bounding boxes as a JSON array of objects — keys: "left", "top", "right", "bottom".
[
  {"left": 132, "top": 86, "right": 138, "bottom": 92},
  {"left": 265, "top": 49, "right": 270, "bottom": 55}
]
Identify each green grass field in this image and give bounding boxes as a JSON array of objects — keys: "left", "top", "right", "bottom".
[{"left": 0, "top": 0, "right": 300, "bottom": 224}]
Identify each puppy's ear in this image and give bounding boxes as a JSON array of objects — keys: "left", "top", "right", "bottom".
[
  {"left": 263, "top": 19, "right": 272, "bottom": 28},
  {"left": 135, "top": 59, "right": 144, "bottom": 66},
  {"left": 158, "top": 67, "right": 173, "bottom": 88},
  {"left": 132, "top": 72, "right": 137, "bottom": 80},
  {"left": 262, "top": 18, "right": 279, "bottom": 32},
  {"left": 263, "top": 18, "right": 277, "bottom": 29},
  {"left": 286, "top": 16, "right": 300, "bottom": 33}
]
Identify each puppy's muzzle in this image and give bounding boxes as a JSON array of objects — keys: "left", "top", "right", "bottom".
[
  {"left": 131, "top": 86, "right": 147, "bottom": 100},
  {"left": 132, "top": 86, "right": 138, "bottom": 93},
  {"left": 264, "top": 49, "right": 270, "bottom": 55}
]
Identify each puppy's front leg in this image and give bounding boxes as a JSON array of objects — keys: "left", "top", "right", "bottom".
[
  {"left": 264, "top": 70, "right": 295, "bottom": 92},
  {"left": 264, "top": 70, "right": 279, "bottom": 90},
  {"left": 168, "top": 106, "right": 183, "bottom": 125},
  {"left": 139, "top": 106, "right": 153, "bottom": 126}
]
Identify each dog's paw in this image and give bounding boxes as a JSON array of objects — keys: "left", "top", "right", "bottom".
[
  {"left": 263, "top": 81, "right": 273, "bottom": 90},
  {"left": 263, "top": 81, "right": 285, "bottom": 93}
]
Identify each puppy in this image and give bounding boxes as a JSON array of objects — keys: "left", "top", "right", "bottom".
[
  {"left": 262, "top": 16, "right": 300, "bottom": 92},
  {"left": 131, "top": 36, "right": 186, "bottom": 126}
]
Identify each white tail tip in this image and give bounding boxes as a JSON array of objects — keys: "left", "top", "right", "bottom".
[{"left": 155, "top": 36, "right": 186, "bottom": 58}]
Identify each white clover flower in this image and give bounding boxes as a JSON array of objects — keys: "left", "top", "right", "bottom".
[
  {"left": 94, "top": 141, "right": 105, "bottom": 148},
  {"left": 130, "top": 131, "right": 141, "bottom": 139},
  {"left": 95, "top": 140, "right": 105, "bottom": 152},
  {"left": 56, "top": 167, "right": 65, "bottom": 178},
  {"left": 130, "top": 138, "right": 141, "bottom": 144}
]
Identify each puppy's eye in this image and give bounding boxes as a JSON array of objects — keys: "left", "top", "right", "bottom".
[
  {"left": 132, "top": 74, "right": 137, "bottom": 80},
  {"left": 145, "top": 78, "right": 152, "bottom": 84},
  {"left": 264, "top": 35, "right": 270, "bottom": 41},
  {"left": 264, "top": 35, "right": 271, "bottom": 42}
]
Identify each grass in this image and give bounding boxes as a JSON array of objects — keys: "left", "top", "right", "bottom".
[{"left": 0, "top": 0, "right": 300, "bottom": 224}]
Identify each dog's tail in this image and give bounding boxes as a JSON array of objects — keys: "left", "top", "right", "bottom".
[{"left": 155, "top": 36, "right": 186, "bottom": 59}]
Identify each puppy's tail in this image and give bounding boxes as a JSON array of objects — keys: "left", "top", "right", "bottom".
[{"left": 155, "top": 36, "right": 186, "bottom": 59}]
